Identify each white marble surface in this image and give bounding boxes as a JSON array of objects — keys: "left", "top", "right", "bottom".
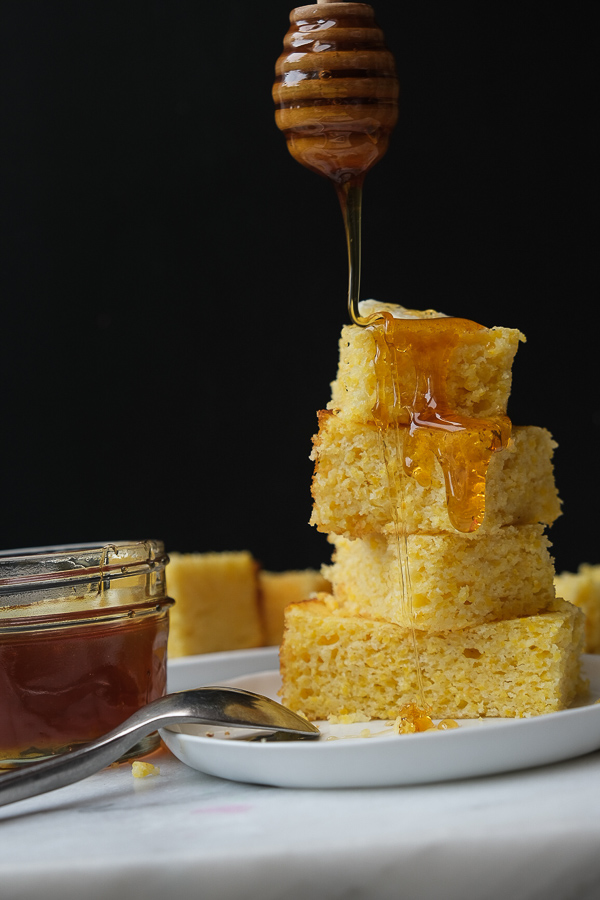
[
  {"left": 2, "top": 648, "right": 600, "bottom": 900},
  {"left": 2, "top": 744, "right": 600, "bottom": 900}
]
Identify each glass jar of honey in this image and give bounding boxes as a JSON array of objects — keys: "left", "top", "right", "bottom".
[{"left": 0, "top": 540, "right": 173, "bottom": 768}]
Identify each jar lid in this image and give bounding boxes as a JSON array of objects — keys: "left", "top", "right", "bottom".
[{"left": 0, "top": 540, "right": 169, "bottom": 617}]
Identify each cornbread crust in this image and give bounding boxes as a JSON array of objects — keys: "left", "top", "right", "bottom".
[
  {"left": 167, "top": 551, "right": 264, "bottom": 657},
  {"left": 555, "top": 565, "right": 600, "bottom": 653},
  {"left": 310, "top": 417, "right": 561, "bottom": 538},
  {"left": 279, "top": 595, "right": 585, "bottom": 720},
  {"left": 325, "top": 526, "right": 556, "bottom": 632},
  {"left": 258, "top": 569, "right": 332, "bottom": 646},
  {"left": 329, "top": 322, "right": 525, "bottom": 424}
]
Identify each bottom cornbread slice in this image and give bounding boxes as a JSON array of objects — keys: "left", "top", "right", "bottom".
[{"left": 279, "top": 595, "right": 585, "bottom": 719}]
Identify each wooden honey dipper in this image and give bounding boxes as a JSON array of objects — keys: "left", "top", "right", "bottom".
[{"left": 273, "top": 0, "right": 399, "bottom": 325}]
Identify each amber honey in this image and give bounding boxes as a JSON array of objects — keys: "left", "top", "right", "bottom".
[
  {"left": 0, "top": 541, "right": 172, "bottom": 767},
  {"left": 0, "top": 606, "right": 169, "bottom": 764},
  {"left": 371, "top": 312, "right": 512, "bottom": 534},
  {"left": 394, "top": 703, "right": 459, "bottom": 733}
]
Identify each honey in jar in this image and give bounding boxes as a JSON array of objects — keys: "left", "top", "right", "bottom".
[{"left": 0, "top": 540, "right": 173, "bottom": 767}]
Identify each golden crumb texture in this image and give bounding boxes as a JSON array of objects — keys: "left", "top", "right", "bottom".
[
  {"left": 311, "top": 417, "right": 561, "bottom": 538},
  {"left": 325, "top": 525, "right": 556, "bottom": 632},
  {"left": 167, "top": 551, "right": 264, "bottom": 657},
  {"left": 282, "top": 304, "right": 584, "bottom": 721},
  {"left": 279, "top": 595, "right": 585, "bottom": 720}
]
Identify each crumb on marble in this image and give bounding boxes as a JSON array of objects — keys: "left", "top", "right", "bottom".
[{"left": 132, "top": 761, "right": 161, "bottom": 778}]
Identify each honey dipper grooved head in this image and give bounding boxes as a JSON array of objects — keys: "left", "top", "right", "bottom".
[{"left": 273, "top": 2, "right": 398, "bottom": 184}]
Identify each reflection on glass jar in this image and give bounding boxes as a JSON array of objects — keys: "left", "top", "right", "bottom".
[{"left": 0, "top": 540, "right": 173, "bottom": 768}]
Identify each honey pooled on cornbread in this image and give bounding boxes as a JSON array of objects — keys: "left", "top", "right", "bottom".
[
  {"left": 280, "top": 302, "right": 584, "bottom": 720},
  {"left": 311, "top": 417, "right": 561, "bottom": 538}
]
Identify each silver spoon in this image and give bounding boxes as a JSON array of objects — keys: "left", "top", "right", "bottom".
[{"left": 0, "top": 687, "right": 320, "bottom": 807}]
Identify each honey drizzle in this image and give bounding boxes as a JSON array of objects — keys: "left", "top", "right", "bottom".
[
  {"left": 372, "top": 314, "right": 512, "bottom": 532},
  {"left": 336, "top": 178, "right": 364, "bottom": 327},
  {"left": 371, "top": 312, "right": 513, "bottom": 707},
  {"left": 373, "top": 326, "right": 426, "bottom": 705}
]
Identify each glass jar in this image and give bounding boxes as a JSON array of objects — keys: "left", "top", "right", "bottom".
[{"left": 0, "top": 540, "right": 173, "bottom": 768}]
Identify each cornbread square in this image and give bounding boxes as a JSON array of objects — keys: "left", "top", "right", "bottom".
[
  {"left": 279, "top": 595, "right": 585, "bottom": 719},
  {"left": 167, "top": 551, "right": 264, "bottom": 657},
  {"left": 258, "top": 569, "right": 331, "bottom": 646},
  {"left": 325, "top": 525, "right": 556, "bottom": 632},
  {"left": 328, "top": 316, "right": 524, "bottom": 425},
  {"left": 555, "top": 564, "right": 600, "bottom": 653},
  {"left": 311, "top": 415, "right": 561, "bottom": 537}
]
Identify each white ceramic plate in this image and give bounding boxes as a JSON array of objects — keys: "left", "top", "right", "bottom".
[{"left": 161, "top": 651, "right": 600, "bottom": 788}]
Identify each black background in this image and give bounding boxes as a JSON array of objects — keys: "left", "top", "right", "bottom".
[{"left": 0, "top": 2, "right": 597, "bottom": 575}]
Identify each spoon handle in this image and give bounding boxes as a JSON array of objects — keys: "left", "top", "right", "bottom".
[{"left": 0, "top": 699, "right": 177, "bottom": 808}]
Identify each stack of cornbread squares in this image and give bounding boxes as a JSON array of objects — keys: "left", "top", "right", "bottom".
[{"left": 279, "top": 302, "right": 585, "bottom": 720}]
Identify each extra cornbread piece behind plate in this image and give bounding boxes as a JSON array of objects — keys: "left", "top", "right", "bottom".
[
  {"left": 326, "top": 525, "right": 556, "bottom": 632},
  {"left": 328, "top": 305, "right": 524, "bottom": 425},
  {"left": 555, "top": 564, "right": 600, "bottom": 653},
  {"left": 259, "top": 570, "right": 331, "bottom": 646},
  {"left": 311, "top": 418, "right": 561, "bottom": 538},
  {"left": 167, "top": 551, "right": 264, "bottom": 657},
  {"left": 279, "top": 595, "right": 585, "bottom": 720}
]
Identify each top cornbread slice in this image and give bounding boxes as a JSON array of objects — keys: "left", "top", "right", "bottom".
[{"left": 328, "top": 317, "right": 524, "bottom": 424}]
